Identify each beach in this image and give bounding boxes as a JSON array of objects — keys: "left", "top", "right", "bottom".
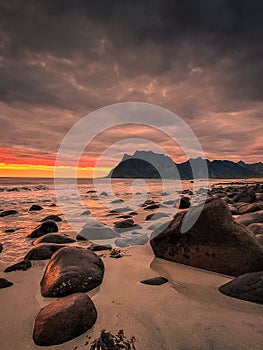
[{"left": 0, "top": 178, "right": 263, "bottom": 349}]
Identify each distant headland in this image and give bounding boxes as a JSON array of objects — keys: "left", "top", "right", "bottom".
[{"left": 107, "top": 150, "right": 263, "bottom": 179}]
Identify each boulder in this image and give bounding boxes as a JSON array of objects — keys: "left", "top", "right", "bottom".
[
  {"left": 100, "top": 191, "right": 108, "bottom": 196},
  {"left": 5, "top": 228, "right": 15, "bottom": 233},
  {"left": 114, "top": 219, "right": 135, "bottom": 229},
  {"left": 29, "top": 204, "right": 43, "bottom": 211},
  {"left": 0, "top": 210, "right": 18, "bottom": 217},
  {"left": 40, "top": 247, "right": 104, "bottom": 297},
  {"left": 4, "top": 260, "right": 32, "bottom": 272},
  {"left": 27, "top": 220, "right": 58, "bottom": 238},
  {"left": 110, "top": 199, "right": 124, "bottom": 204},
  {"left": 90, "top": 244, "right": 112, "bottom": 252},
  {"left": 24, "top": 244, "right": 65, "bottom": 260},
  {"left": 34, "top": 234, "right": 76, "bottom": 245},
  {"left": 236, "top": 202, "right": 263, "bottom": 215},
  {"left": 247, "top": 223, "right": 263, "bottom": 235},
  {"left": 235, "top": 211, "right": 263, "bottom": 226},
  {"left": 219, "top": 271, "right": 263, "bottom": 304},
  {"left": 178, "top": 196, "right": 191, "bottom": 209},
  {"left": 81, "top": 210, "right": 91, "bottom": 216},
  {"left": 115, "top": 233, "right": 149, "bottom": 248},
  {"left": 40, "top": 215, "right": 62, "bottom": 222},
  {"left": 33, "top": 293, "right": 97, "bottom": 346},
  {"left": 140, "top": 276, "right": 168, "bottom": 285},
  {"left": 77, "top": 221, "right": 119, "bottom": 240},
  {"left": 150, "top": 198, "right": 263, "bottom": 276},
  {"left": 0, "top": 278, "right": 13, "bottom": 289},
  {"left": 233, "top": 190, "right": 256, "bottom": 203},
  {"left": 109, "top": 206, "right": 132, "bottom": 213}
]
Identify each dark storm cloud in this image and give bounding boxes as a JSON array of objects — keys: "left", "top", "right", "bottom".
[{"left": 0, "top": 0, "right": 262, "bottom": 163}]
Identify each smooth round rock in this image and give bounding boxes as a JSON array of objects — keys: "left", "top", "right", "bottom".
[{"left": 33, "top": 293, "right": 97, "bottom": 346}]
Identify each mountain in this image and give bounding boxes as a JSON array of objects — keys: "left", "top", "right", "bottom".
[{"left": 107, "top": 151, "right": 263, "bottom": 179}]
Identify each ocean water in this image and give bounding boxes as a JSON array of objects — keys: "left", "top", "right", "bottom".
[{"left": 0, "top": 177, "right": 259, "bottom": 263}]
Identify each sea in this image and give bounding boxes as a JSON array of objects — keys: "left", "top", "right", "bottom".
[{"left": 0, "top": 177, "right": 260, "bottom": 263}]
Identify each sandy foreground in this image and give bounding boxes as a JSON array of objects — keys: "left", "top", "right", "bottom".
[{"left": 0, "top": 243, "right": 262, "bottom": 350}]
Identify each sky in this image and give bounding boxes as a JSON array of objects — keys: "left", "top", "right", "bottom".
[{"left": 0, "top": 0, "right": 262, "bottom": 177}]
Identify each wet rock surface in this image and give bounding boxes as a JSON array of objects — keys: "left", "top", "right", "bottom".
[
  {"left": 40, "top": 214, "right": 62, "bottom": 222},
  {"left": 219, "top": 271, "right": 263, "bottom": 304},
  {"left": 77, "top": 221, "right": 119, "bottom": 240},
  {"left": 29, "top": 204, "right": 43, "bottom": 211},
  {"left": 150, "top": 198, "right": 263, "bottom": 276},
  {"left": 40, "top": 246, "right": 104, "bottom": 297},
  {"left": 33, "top": 293, "right": 97, "bottom": 346},
  {"left": 27, "top": 220, "right": 58, "bottom": 238},
  {"left": 24, "top": 244, "right": 65, "bottom": 260},
  {"left": 34, "top": 233, "right": 76, "bottom": 245},
  {"left": 0, "top": 209, "right": 18, "bottom": 217}
]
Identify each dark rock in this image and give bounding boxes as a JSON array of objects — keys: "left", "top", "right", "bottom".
[
  {"left": 237, "top": 202, "right": 263, "bottom": 215},
  {"left": 143, "top": 204, "right": 160, "bottom": 210},
  {"left": 114, "top": 219, "right": 135, "bottom": 229},
  {"left": 178, "top": 196, "right": 191, "bottom": 209},
  {"left": 233, "top": 190, "right": 256, "bottom": 203},
  {"left": 111, "top": 199, "right": 124, "bottom": 204},
  {"left": 0, "top": 210, "right": 18, "bottom": 217},
  {"left": 24, "top": 244, "right": 65, "bottom": 260},
  {"left": 80, "top": 210, "right": 91, "bottom": 216},
  {"left": 0, "top": 243, "right": 2, "bottom": 253},
  {"left": 235, "top": 211, "right": 263, "bottom": 226},
  {"left": 100, "top": 191, "right": 108, "bottom": 196},
  {"left": 29, "top": 204, "right": 43, "bottom": 211},
  {"left": 115, "top": 233, "right": 149, "bottom": 248},
  {"left": 109, "top": 249, "right": 123, "bottom": 259},
  {"left": 145, "top": 212, "right": 169, "bottom": 221},
  {"left": 27, "top": 220, "right": 58, "bottom": 238},
  {"left": 34, "top": 234, "right": 76, "bottom": 245},
  {"left": 90, "top": 244, "right": 112, "bottom": 252},
  {"left": 0, "top": 278, "right": 13, "bottom": 289},
  {"left": 40, "top": 247, "right": 104, "bottom": 297},
  {"left": 247, "top": 223, "right": 263, "bottom": 235},
  {"left": 77, "top": 221, "right": 119, "bottom": 240},
  {"left": 219, "top": 271, "right": 263, "bottom": 304},
  {"left": 40, "top": 215, "right": 62, "bottom": 222},
  {"left": 4, "top": 228, "right": 16, "bottom": 233},
  {"left": 140, "top": 276, "right": 168, "bottom": 285},
  {"left": 142, "top": 199, "right": 156, "bottom": 207},
  {"left": 49, "top": 203, "right": 57, "bottom": 207},
  {"left": 33, "top": 293, "right": 97, "bottom": 346},
  {"left": 109, "top": 206, "right": 132, "bottom": 213},
  {"left": 116, "top": 214, "right": 132, "bottom": 219},
  {"left": 150, "top": 198, "right": 263, "bottom": 276},
  {"left": 4, "top": 260, "right": 32, "bottom": 272},
  {"left": 87, "top": 190, "right": 96, "bottom": 193}
]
